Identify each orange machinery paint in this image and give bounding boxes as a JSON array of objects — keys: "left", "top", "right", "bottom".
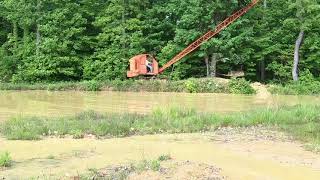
[{"left": 127, "top": 54, "right": 159, "bottom": 78}]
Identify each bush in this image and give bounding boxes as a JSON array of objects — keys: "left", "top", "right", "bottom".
[
  {"left": 0, "top": 151, "right": 12, "bottom": 167},
  {"left": 227, "top": 78, "right": 256, "bottom": 94},
  {"left": 184, "top": 78, "right": 198, "bottom": 93},
  {"left": 81, "top": 80, "right": 102, "bottom": 91}
]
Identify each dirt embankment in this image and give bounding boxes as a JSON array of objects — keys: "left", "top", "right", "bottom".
[{"left": 251, "top": 82, "right": 271, "bottom": 98}]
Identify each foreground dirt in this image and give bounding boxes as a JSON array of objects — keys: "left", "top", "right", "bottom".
[
  {"left": 92, "top": 160, "right": 225, "bottom": 180},
  {"left": 1, "top": 127, "right": 320, "bottom": 179}
]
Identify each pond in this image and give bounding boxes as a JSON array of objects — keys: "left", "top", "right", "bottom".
[{"left": 0, "top": 90, "right": 319, "bottom": 121}]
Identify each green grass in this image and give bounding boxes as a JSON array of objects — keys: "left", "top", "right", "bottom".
[
  {"left": 0, "top": 151, "right": 12, "bottom": 168},
  {"left": 46, "top": 155, "right": 55, "bottom": 160},
  {"left": 269, "top": 81, "right": 320, "bottom": 95},
  {"left": 0, "top": 78, "right": 255, "bottom": 94},
  {"left": 81, "top": 155, "right": 171, "bottom": 180},
  {"left": 0, "top": 81, "right": 101, "bottom": 91},
  {"left": 1, "top": 105, "right": 320, "bottom": 151}
]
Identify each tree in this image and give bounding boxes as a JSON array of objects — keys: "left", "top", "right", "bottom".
[
  {"left": 0, "top": 0, "right": 319, "bottom": 83},
  {"left": 84, "top": 0, "right": 148, "bottom": 80},
  {"left": 292, "top": 0, "right": 320, "bottom": 81}
]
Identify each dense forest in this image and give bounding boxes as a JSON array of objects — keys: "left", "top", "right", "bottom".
[{"left": 0, "top": 0, "right": 319, "bottom": 83}]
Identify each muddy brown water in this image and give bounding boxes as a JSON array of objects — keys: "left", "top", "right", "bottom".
[{"left": 0, "top": 90, "right": 319, "bottom": 121}]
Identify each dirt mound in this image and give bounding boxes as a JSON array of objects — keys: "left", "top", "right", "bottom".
[
  {"left": 92, "top": 160, "right": 225, "bottom": 180},
  {"left": 251, "top": 82, "right": 271, "bottom": 98}
]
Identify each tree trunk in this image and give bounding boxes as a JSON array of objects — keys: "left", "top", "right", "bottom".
[
  {"left": 210, "top": 54, "right": 217, "bottom": 77},
  {"left": 292, "top": 30, "right": 304, "bottom": 81},
  {"left": 204, "top": 55, "right": 209, "bottom": 77}
]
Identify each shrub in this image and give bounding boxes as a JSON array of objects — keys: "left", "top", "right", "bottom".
[
  {"left": 81, "top": 80, "right": 102, "bottom": 91},
  {"left": 0, "top": 151, "right": 12, "bottom": 167},
  {"left": 184, "top": 78, "right": 198, "bottom": 93},
  {"left": 228, "top": 78, "right": 256, "bottom": 94}
]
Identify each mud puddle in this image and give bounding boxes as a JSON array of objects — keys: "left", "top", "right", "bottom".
[{"left": 1, "top": 128, "right": 320, "bottom": 179}]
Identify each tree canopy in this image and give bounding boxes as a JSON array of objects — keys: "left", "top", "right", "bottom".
[{"left": 0, "top": 0, "right": 319, "bottom": 83}]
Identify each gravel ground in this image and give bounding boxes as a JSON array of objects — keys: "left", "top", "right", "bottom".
[{"left": 89, "top": 160, "right": 226, "bottom": 180}]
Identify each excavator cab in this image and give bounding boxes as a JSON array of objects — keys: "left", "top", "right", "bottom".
[{"left": 127, "top": 54, "right": 159, "bottom": 78}]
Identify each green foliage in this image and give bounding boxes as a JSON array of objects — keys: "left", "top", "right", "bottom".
[
  {"left": 81, "top": 80, "right": 102, "bottom": 91},
  {"left": 158, "top": 154, "right": 172, "bottom": 161},
  {"left": 1, "top": 117, "right": 45, "bottom": 140},
  {"left": 0, "top": 0, "right": 318, "bottom": 83},
  {"left": 270, "top": 81, "right": 320, "bottom": 95},
  {"left": 184, "top": 78, "right": 223, "bottom": 93},
  {"left": 3, "top": 105, "right": 320, "bottom": 151},
  {"left": 82, "top": 155, "right": 171, "bottom": 180},
  {"left": 269, "top": 70, "right": 320, "bottom": 95},
  {"left": 71, "top": 129, "right": 85, "bottom": 139},
  {"left": 227, "top": 78, "right": 256, "bottom": 94},
  {"left": 184, "top": 78, "right": 198, "bottom": 93},
  {"left": 0, "top": 151, "right": 12, "bottom": 167},
  {"left": 46, "top": 155, "right": 55, "bottom": 160},
  {"left": 135, "top": 159, "right": 161, "bottom": 172},
  {"left": 0, "top": 78, "right": 255, "bottom": 94}
]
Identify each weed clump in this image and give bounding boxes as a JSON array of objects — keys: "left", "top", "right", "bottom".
[
  {"left": 82, "top": 155, "right": 171, "bottom": 179},
  {"left": 158, "top": 154, "right": 172, "bottom": 161},
  {"left": 0, "top": 151, "right": 12, "bottom": 168}
]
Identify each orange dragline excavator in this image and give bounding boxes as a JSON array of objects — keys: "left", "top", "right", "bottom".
[{"left": 127, "top": 0, "right": 260, "bottom": 78}]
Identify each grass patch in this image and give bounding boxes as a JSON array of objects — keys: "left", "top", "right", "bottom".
[
  {"left": 269, "top": 73, "right": 320, "bottom": 95},
  {"left": 1, "top": 105, "right": 319, "bottom": 150},
  {"left": 158, "top": 154, "right": 172, "bottom": 162},
  {"left": 46, "top": 155, "right": 55, "bottom": 160},
  {"left": 0, "top": 151, "right": 12, "bottom": 168},
  {"left": 82, "top": 155, "right": 170, "bottom": 180},
  {"left": 0, "top": 78, "right": 255, "bottom": 94}
]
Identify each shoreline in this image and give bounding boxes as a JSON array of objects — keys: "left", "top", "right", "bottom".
[{"left": 0, "top": 78, "right": 256, "bottom": 94}]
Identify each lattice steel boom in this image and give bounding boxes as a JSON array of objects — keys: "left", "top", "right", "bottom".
[{"left": 159, "top": 0, "right": 260, "bottom": 73}]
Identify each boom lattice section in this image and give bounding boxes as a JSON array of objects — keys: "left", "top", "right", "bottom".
[{"left": 159, "top": 0, "right": 260, "bottom": 73}]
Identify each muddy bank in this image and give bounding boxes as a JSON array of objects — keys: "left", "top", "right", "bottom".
[{"left": 1, "top": 128, "right": 320, "bottom": 179}]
